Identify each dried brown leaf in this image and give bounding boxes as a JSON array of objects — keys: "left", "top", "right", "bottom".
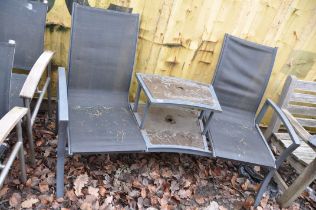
[
  {"left": 99, "top": 186, "right": 106, "bottom": 197},
  {"left": 195, "top": 196, "right": 205, "bottom": 205},
  {"left": 141, "top": 188, "right": 147, "bottom": 198},
  {"left": 74, "top": 173, "right": 89, "bottom": 196},
  {"left": 243, "top": 196, "right": 254, "bottom": 209},
  {"left": 21, "top": 198, "right": 39, "bottom": 208},
  {"left": 0, "top": 186, "right": 9, "bottom": 198},
  {"left": 204, "top": 201, "right": 219, "bottom": 210},
  {"left": 260, "top": 194, "right": 269, "bottom": 208},
  {"left": 39, "top": 181, "right": 49, "bottom": 193},
  {"left": 231, "top": 174, "right": 238, "bottom": 187},
  {"left": 213, "top": 167, "right": 222, "bottom": 176},
  {"left": 39, "top": 194, "right": 53, "bottom": 205},
  {"left": 66, "top": 189, "right": 78, "bottom": 202},
  {"left": 132, "top": 179, "right": 142, "bottom": 189},
  {"left": 241, "top": 179, "right": 250, "bottom": 191},
  {"left": 88, "top": 186, "right": 99, "bottom": 197},
  {"left": 9, "top": 193, "right": 21, "bottom": 208},
  {"left": 161, "top": 168, "right": 173, "bottom": 178},
  {"left": 80, "top": 202, "right": 92, "bottom": 210},
  {"left": 178, "top": 189, "right": 192, "bottom": 199}
]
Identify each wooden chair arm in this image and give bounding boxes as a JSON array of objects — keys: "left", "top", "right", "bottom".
[
  {"left": 19, "top": 50, "right": 54, "bottom": 99},
  {"left": 282, "top": 108, "right": 312, "bottom": 142},
  {"left": 0, "top": 107, "right": 28, "bottom": 143}
]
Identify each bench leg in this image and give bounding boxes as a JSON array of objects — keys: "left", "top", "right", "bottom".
[
  {"left": 17, "top": 122, "right": 26, "bottom": 183},
  {"left": 47, "top": 62, "right": 52, "bottom": 119},
  {"left": 254, "top": 169, "right": 275, "bottom": 207},
  {"left": 56, "top": 123, "right": 67, "bottom": 198},
  {"left": 133, "top": 83, "right": 141, "bottom": 112},
  {"left": 140, "top": 101, "right": 150, "bottom": 129},
  {"left": 202, "top": 112, "right": 214, "bottom": 135},
  {"left": 278, "top": 157, "right": 316, "bottom": 208},
  {"left": 25, "top": 98, "right": 35, "bottom": 165},
  {"left": 198, "top": 110, "right": 204, "bottom": 119}
]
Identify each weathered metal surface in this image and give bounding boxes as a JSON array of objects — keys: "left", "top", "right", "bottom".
[{"left": 137, "top": 73, "right": 221, "bottom": 111}]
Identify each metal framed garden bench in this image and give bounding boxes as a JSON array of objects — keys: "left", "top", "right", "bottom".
[
  {"left": 56, "top": 4, "right": 301, "bottom": 206},
  {"left": 0, "top": 0, "right": 53, "bottom": 164},
  {"left": 0, "top": 42, "right": 28, "bottom": 187},
  {"left": 204, "top": 34, "right": 300, "bottom": 206},
  {"left": 265, "top": 75, "right": 316, "bottom": 207}
]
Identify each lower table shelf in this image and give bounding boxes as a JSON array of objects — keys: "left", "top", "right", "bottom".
[{"left": 130, "top": 103, "right": 213, "bottom": 157}]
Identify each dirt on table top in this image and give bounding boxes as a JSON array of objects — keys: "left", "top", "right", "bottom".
[{"left": 140, "top": 74, "right": 216, "bottom": 107}]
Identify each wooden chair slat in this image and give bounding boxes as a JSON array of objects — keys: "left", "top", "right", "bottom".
[
  {"left": 274, "top": 133, "right": 316, "bottom": 165},
  {"left": 290, "top": 92, "right": 316, "bottom": 105},
  {"left": 287, "top": 104, "right": 316, "bottom": 117},
  {"left": 296, "top": 80, "right": 316, "bottom": 92},
  {"left": 297, "top": 118, "right": 316, "bottom": 128}
]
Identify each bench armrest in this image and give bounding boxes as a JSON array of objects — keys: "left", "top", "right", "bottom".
[
  {"left": 58, "top": 67, "right": 69, "bottom": 123},
  {"left": 0, "top": 107, "right": 28, "bottom": 143},
  {"left": 256, "top": 99, "right": 300, "bottom": 167},
  {"left": 19, "top": 51, "right": 54, "bottom": 99}
]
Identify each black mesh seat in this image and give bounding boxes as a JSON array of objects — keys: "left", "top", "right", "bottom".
[
  {"left": 68, "top": 89, "right": 145, "bottom": 154},
  {"left": 210, "top": 106, "right": 275, "bottom": 168}
]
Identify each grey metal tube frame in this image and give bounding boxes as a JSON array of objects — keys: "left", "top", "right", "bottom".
[
  {"left": 21, "top": 60, "right": 53, "bottom": 165},
  {"left": 253, "top": 99, "right": 300, "bottom": 207},
  {"left": 56, "top": 67, "right": 69, "bottom": 198},
  {"left": 0, "top": 120, "right": 26, "bottom": 188}
]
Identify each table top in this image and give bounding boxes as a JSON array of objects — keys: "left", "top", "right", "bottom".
[{"left": 136, "top": 73, "right": 222, "bottom": 112}]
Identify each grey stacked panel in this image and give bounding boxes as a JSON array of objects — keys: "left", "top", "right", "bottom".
[
  {"left": 9, "top": 74, "right": 27, "bottom": 108},
  {"left": 0, "top": 0, "right": 47, "bottom": 108},
  {"left": 0, "top": 43, "right": 15, "bottom": 118},
  {"left": 209, "top": 34, "right": 277, "bottom": 167},
  {"left": 68, "top": 4, "right": 145, "bottom": 153},
  {"left": 0, "top": 0, "right": 47, "bottom": 70}
]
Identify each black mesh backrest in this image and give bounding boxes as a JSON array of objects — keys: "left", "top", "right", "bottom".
[
  {"left": 0, "top": 0, "right": 47, "bottom": 70},
  {"left": 212, "top": 34, "right": 277, "bottom": 113},
  {"left": 0, "top": 42, "right": 15, "bottom": 118},
  {"left": 68, "top": 4, "right": 139, "bottom": 92}
]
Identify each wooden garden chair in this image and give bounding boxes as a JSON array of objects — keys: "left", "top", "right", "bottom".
[{"left": 265, "top": 75, "right": 316, "bottom": 207}]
